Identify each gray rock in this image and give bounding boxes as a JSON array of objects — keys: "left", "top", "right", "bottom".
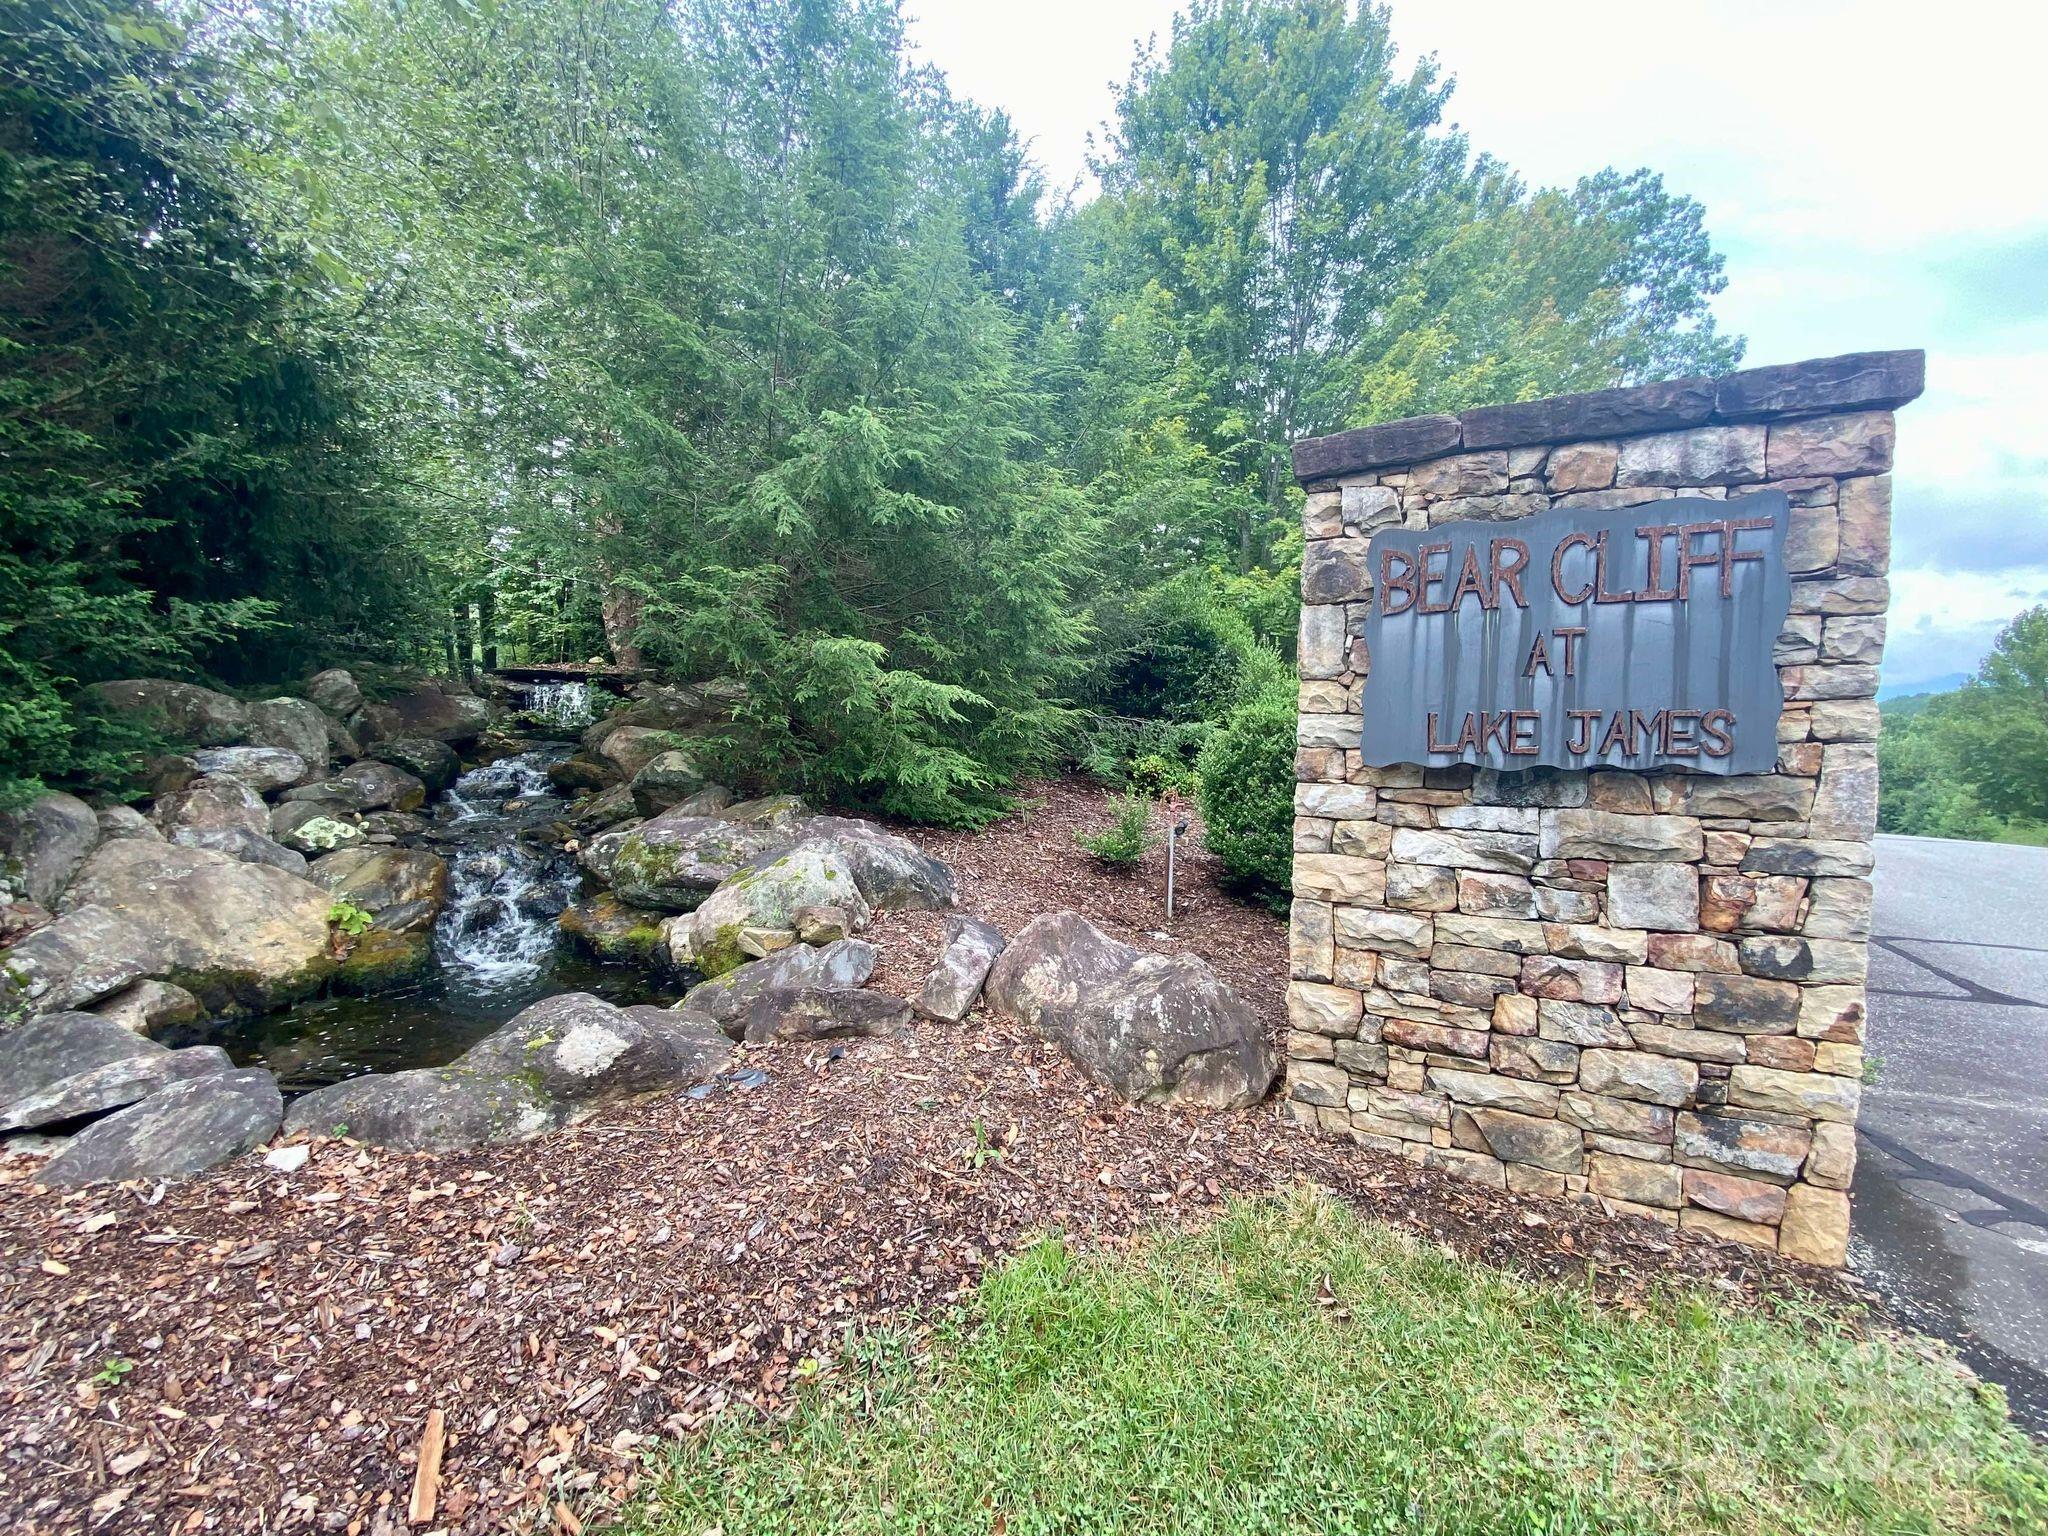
[
  {"left": 91, "top": 980, "right": 204, "bottom": 1036},
  {"left": 171, "top": 825, "right": 311, "bottom": 877},
  {"left": 285, "top": 1066, "right": 564, "bottom": 1152},
  {"left": 40, "top": 1068, "right": 281, "bottom": 1185},
  {"left": 271, "top": 801, "right": 366, "bottom": 855},
  {"left": 629, "top": 750, "right": 709, "bottom": 816},
  {"left": 670, "top": 784, "right": 734, "bottom": 818},
  {"left": 355, "top": 682, "right": 493, "bottom": 746},
  {"left": 305, "top": 668, "right": 365, "bottom": 719},
  {"left": 153, "top": 775, "right": 272, "bottom": 839},
  {"left": 309, "top": 847, "right": 448, "bottom": 934},
  {"left": 669, "top": 844, "right": 872, "bottom": 974},
  {"left": 56, "top": 839, "right": 335, "bottom": 1014},
  {"left": 0, "top": 1045, "right": 233, "bottom": 1133},
  {"left": 190, "top": 747, "right": 308, "bottom": 795},
  {"left": 94, "top": 805, "right": 159, "bottom": 843},
  {"left": 90, "top": 679, "right": 251, "bottom": 746},
  {"left": 792, "top": 818, "right": 956, "bottom": 911},
  {"left": 0, "top": 793, "right": 99, "bottom": 907},
  {"left": 680, "top": 939, "right": 878, "bottom": 1037},
  {"left": 335, "top": 760, "right": 426, "bottom": 812},
  {"left": 601, "top": 814, "right": 784, "bottom": 911},
  {"left": 0, "top": 1010, "right": 165, "bottom": 1098},
  {"left": 245, "top": 698, "right": 331, "bottom": 778},
  {"left": 1604, "top": 863, "right": 1699, "bottom": 932},
  {"left": 368, "top": 737, "right": 459, "bottom": 795},
  {"left": 724, "top": 987, "right": 912, "bottom": 1044},
  {"left": 0, "top": 905, "right": 171, "bottom": 1018},
  {"left": 285, "top": 994, "right": 731, "bottom": 1151},
  {"left": 595, "top": 726, "right": 681, "bottom": 779},
  {"left": 570, "top": 784, "right": 640, "bottom": 833},
  {"left": 984, "top": 911, "right": 1276, "bottom": 1111},
  {"left": 360, "top": 810, "right": 427, "bottom": 840},
  {"left": 914, "top": 915, "right": 1006, "bottom": 1022}
]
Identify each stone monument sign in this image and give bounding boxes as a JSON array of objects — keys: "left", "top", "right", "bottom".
[{"left": 1285, "top": 350, "right": 1920, "bottom": 1266}]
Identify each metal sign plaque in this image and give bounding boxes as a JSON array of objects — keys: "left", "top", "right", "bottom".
[{"left": 1358, "top": 490, "right": 1790, "bottom": 774}]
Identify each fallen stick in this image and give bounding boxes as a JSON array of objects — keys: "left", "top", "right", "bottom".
[{"left": 408, "top": 1408, "right": 446, "bottom": 1526}]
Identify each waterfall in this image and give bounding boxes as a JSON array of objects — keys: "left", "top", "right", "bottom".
[
  {"left": 520, "top": 680, "right": 595, "bottom": 729},
  {"left": 433, "top": 747, "right": 581, "bottom": 989}
]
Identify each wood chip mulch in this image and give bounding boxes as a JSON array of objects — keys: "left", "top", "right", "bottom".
[{"left": 0, "top": 778, "right": 1865, "bottom": 1535}]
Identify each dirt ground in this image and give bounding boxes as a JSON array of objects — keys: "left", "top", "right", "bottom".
[{"left": 0, "top": 779, "right": 1862, "bottom": 1535}]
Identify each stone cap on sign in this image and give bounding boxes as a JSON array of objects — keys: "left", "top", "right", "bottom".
[{"left": 1290, "top": 349, "right": 1925, "bottom": 485}]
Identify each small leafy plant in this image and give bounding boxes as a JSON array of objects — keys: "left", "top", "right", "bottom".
[
  {"left": 326, "top": 901, "right": 373, "bottom": 938},
  {"left": 1077, "top": 793, "right": 1156, "bottom": 867},
  {"left": 88, "top": 1357, "right": 135, "bottom": 1390}
]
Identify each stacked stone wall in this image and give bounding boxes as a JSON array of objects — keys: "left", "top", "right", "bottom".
[{"left": 1284, "top": 350, "right": 1923, "bottom": 1265}]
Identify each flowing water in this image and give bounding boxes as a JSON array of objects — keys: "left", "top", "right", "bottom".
[
  {"left": 513, "top": 679, "right": 597, "bottom": 730},
  {"left": 211, "top": 741, "right": 679, "bottom": 1093}
]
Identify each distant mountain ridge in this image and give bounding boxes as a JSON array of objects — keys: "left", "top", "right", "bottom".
[{"left": 1878, "top": 671, "right": 1968, "bottom": 704}]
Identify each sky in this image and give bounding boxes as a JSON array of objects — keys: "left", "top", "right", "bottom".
[{"left": 904, "top": 0, "right": 2048, "bottom": 692}]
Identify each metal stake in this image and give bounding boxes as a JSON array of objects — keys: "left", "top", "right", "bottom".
[{"left": 1166, "top": 817, "right": 1190, "bottom": 926}]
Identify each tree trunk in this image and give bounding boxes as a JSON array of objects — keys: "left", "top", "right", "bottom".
[
  {"left": 451, "top": 602, "right": 474, "bottom": 682},
  {"left": 478, "top": 586, "right": 499, "bottom": 672},
  {"left": 601, "top": 584, "right": 643, "bottom": 672}
]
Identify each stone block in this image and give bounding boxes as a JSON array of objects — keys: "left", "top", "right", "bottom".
[
  {"left": 1534, "top": 886, "right": 1599, "bottom": 923},
  {"left": 1808, "top": 698, "right": 1881, "bottom": 742},
  {"left": 1815, "top": 1041, "right": 1865, "bottom": 1077},
  {"left": 1606, "top": 862, "right": 1700, "bottom": 931},
  {"left": 1627, "top": 1018, "right": 1743, "bottom": 1063},
  {"left": 1301, "top": 537, "right": 1373, "bottom": 602},
  {"left": 1473, "top": 768, "right": 1587, "bottom": 808},
  {"left": 1334, "top": 907, "right": 1433, "bottom": 958},
  {"left": 1381, "top": 1018, "right": 1489, "bottom": 1060},
  {"left": 1289, "top": 1062, "right": 1349, "bottom": 1107},
  {"left": 1456, "top": 871, "right": 1537, "bottom": 917},
  {"left": 1491, "top": 1035, "right": 1579, "bottom": 1083},
  {"left": 1461, "top": 377, "right": 1715, "bottom": 448},
  {"left": 1561, "top": 1092, "right": 1673, "bottom": 1141},
  {"left": 1506, "top": 1163, "right": 1568, "bottom": 1198},
  {"left": 1545, "top": 925, "right": 1649, "bottom": 963},
  {"left": 1295, "top": 783, "right": 1377, "bottom": 819},
  {"left": 1289, "top": 900, "right": 1334, "bottom": 982},
  {"left": 1436, "top": 913, "right": 1548, "bottom": 955},
  {"left": 1294, "top": 818, "right": 1334, "bottom": 854},
  {"left": 1287, "top": 1030, "right": 1335, "bottom": 1062},
  {"left": 1420, "top": 1144, "right": 1508, "bottom": 1188},
  {"left": 1624, "top": 966, "right": 1696, "bottom": 1015},
  {"left": 1745, "top": 1035, "right": 1816, "bottom": 1071},
  {"left": 1334, "top": 945, "right": 1378, "bottom": 992},
  {"left": 1737, "top": 935, "right": 1866, "bottom": 985},
  {"left": 1835, "top": 475, "right": 1891, "bottom": 575},
  {"left": 1389, "top": 827, "right": 1537, "bottom": 874},
  {"left": 1694, "top": 973, "right": 1801, "bottom": 1034},
  {"left": 1303, "top": 489, "right": 1343, "bottom": 539},
  {"left": 1406, "top": 451, "right": 1509, "bottom": 500},
  {"left": 1682, "top": 1168, "right": 1788, "bottom": 1225},
  {"left": 1674, "top": 1111, "right": 1810, "bottom": 1181},
  {"left": 1579, "top": 1049, "right": 1699, "bottom": 1107},
  {"left": 1492, "top": 993, "right": 1538, "bottom": 1035},
  {"left": 1297, "top": 713, "right": 1356, "bottom": 749},
  {"left": 1462, "top": 1107, "right": 1584, "bottom": 1174},
  {"left": 1437, "top": 805, "right": 1539, "bottom": 833},
  {"left": 1779, "top": 1183, "right": 1851, "bottom": 1265},
  {"left": 1541, "top": 810, "right": 1703, "bottom": 862},
  {"left": 1729, "top": 1064, "right": 1861, "bottom": 1123},
  {"left": 1287, "top": 981, "right": 1363, "bottom": 1036},
  {"left": 1804, "top": 1121, "right": 1858, "bottom": 1189},
  {"left": 1766, "top": 410, "right": 1894, "bottom": 478},
  {"left": 1331, "top": 820, "right": 1393, "bottom": 859},
  {"left": 1545, "top": 441, "right": 1618, "bottom": 492},
  {"left": 1385, "top": 863, "right": 1458, "bottom": 912},
  {"left": 1589, "top": 1152, "right": 1683, "bottom": 1208},
  {"left": 1614, "top": 425, "right": 1765, "bottom": 487},
  {"left": 1334, "top": 1039, "right": 1390, "bottom": 1078},
  {"left": 1520, "top": 955, "right": 1623, "bottom": 1004},
  {"left": 1365, "top": 1085, "right": 1451, "bottom": 1128},
  {"left": 1819, "top": 614, "right": 1886, "bottom": 666},
  {"left": 1788, "top": 575, "right": 1888, "bottom": 616},
  {"left": 1742, "top": 838, "right": 1874, "bottom": 878},
  {"left": 1293, "top": 854, "right": 1387, "bottom": 904},
  {"left": 1808, "top": 743, "right": 1878, "bottom": 841},
  {"left": 1712, "top": 350, "right": 1923, "bottom": 421},
  {"left": 1681, "top": 1208, "right": 1779, "bottom": 1250},
  {"left": 1796, "top": 984, "right": 1866, "bottom": 1043},
  {"left": 1784, "top": 505, "right": 1839, "bottom": 573},
  {"left": 1646, "top": 932, "right": 1740, "bottom": 972},
  {"left": 1427, "top": 1068, "right": 1562, "bottom": 1117},
  {"left": 1341, "top": 483, "right": 1402, "bottom": 533},
  {"left": 1293, "top": 415, "right": 1461, "bottom": 481},
  {"left": 1537, "top": 999, "right": 1633, "bottom": 1047},
  {"left": 1655, "top": 774, "right": 1814, "bottom": 821}
]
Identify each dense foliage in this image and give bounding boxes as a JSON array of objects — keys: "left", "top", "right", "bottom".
[
  {"left": 3, "top": 0, "right": 1741, "bottom": 844},
  {"left": 1880, "top": 607, "right": 2048, "bottom": 845}
]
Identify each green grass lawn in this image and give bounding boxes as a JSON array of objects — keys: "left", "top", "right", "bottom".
[{"left": 624, "top": 1188, "right": 2048, "bottom": 1535}]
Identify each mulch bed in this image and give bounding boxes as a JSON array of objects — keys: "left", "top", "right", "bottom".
[{"left": 0, "top": 778, "right": 1865, "bottom": 1535}]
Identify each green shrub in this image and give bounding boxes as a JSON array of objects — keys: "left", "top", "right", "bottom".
[
  {"left": 1195, "top": 681, "right": 1296, "bottom": 907},
  {"left": 1077, "top": 793, "right": 1156, "bottom": 866}
]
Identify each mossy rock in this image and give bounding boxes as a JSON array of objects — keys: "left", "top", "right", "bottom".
[
  {"left": 330, "top": 929, "right": 432, "bottom": 993},
  {"left": 558, "top": 894, "right": 668, "bottom": 966}
]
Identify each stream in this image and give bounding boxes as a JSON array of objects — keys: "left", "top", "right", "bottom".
[{"left": 210, "top": 735, "right": 680, "bottom": 1093}]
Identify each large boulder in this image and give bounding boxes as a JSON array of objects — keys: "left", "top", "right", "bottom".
[
  {"left": 984, "top": 912, "right": 1276, "bottom": 1112},
  {"left": 91, "top": 680, "right": 252, "bottom": 747},
  {"left": 40, "top": 1068, "right": 282, "bottom": 1185},
  {"left": 569, "top": 784, "right": 641, "bottom": 833},
  {"left": 190, "top": 747, "right": 308, "bottom": 795},
  {"left": 0, "top": 1044, "right": 233, "bottom": 1134},
  {"left": 722, "top": 987, "right": 911, "bottom": 1044},
  {"left": 310, "top": 847, "right": 449, "bottom": 990},
  {"left": 170, "top": 826, "right": 311, "bottom": 877},
  {"left": 0, "top": 1011, "right": 165, "bottom": 1098},
  {"left": 368, "top": 737, "right": 459, "bottom": 795},
  {"left": 581, "top": 679, "right": 742, "bottom": 756},
  {"left": 667, "top": 844, "right": 872, "bottom": 976},
  {"left": 914, "top": 915, "right": 1006, "bottom": 1022},
  {"left": 243, "top": 698, "right": 331, "bottom": 778},
  {"left": 271, "top": 801, "right": 366, "bottom": 856},
  {"left": 152, "top": 774, "right": 272, "bottom": 839},
  {"left": 355, "top": 682, "right": 493, "bottom": 746},
  {"left": 57, "top": 839, "right": 336, "bottom": 1014},
  {"left": 284, "top": 994, "right": 731, "bottom": 1151},
  {"left": 0, "top": 906, "right": 170, "bottom": 1019},
  {"left": 336, "top": 760, "right": 426, "bottom": 811},
  {"left": 794, "top": 816, "right": 956, "bottom": 911},
  {"left": 558, "top": 894, "right": 668, "bottom": 965},
  {"left": 305, "top": 668, "right": 365, "bottom": 719},
  {"left": 597, "top": 814, "right": 785, "bottom": 912},
  {"left": 0, "top": 793, "right": 99, "bottom": 908},
  {"left": 94, "top": 805, "right": 159, "bottom": 844},
  {"left": 594, "top": 726, "right": 682, "bottom": 780},
  {"left": 678, "top": 938, "right": 877, "bottom": 1037},
  {"left": 629, "top": 751, "right": 709, "bottom": 816}
]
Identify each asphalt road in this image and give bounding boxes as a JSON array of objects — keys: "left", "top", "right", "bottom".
[{"left": 1857, "top": 833, "right": 2048, "bottom": 1433}]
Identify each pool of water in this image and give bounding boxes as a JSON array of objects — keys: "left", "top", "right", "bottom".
[{"left": 196, "top": 739, "right": 683, "bottom": 1094}]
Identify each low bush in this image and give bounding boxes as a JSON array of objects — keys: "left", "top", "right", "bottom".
[
  {"left": 1076, "top": 793, "right": 1156, "bottom": 866},
  {"left": 1195, "top": 679, "right": 1296, "bottom": 907}
]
